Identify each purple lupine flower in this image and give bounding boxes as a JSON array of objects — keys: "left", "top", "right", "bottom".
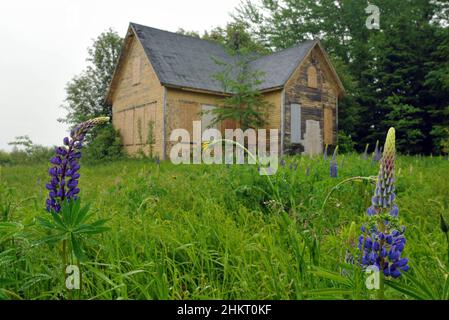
[
  {"left": 358, "top": 226, "right": 409, "bottom": 278},
  {"left": 280, "top": 158, "right": 286, "bottom": 167},
  {"left": 323, "top": 144, "right": 329, "bottom": 160},
  {"left": 45, "top": 117, "right": 109, "bottom": 213},
  {"left": 359, "top": 128, "right": 409, "bottom": 278},
  {"left": 289, "top": 162, "right": 298, "bottom": 171},
  {"left": 330, "top": 146, "right": 339, "bottom": 178},
  {"left": 372, "top": 140, "right": 382, "bottom": 163},
  {"left": 362, "top": 143, "right": 369, "bottom": 160}
]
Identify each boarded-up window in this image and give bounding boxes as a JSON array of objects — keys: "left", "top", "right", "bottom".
[
  {"left": 291, "top": 104, "right": 301, "bottom": 144},
  {"left": 201, "top": 105, "right": 217, "bottom": 132},
  {"left": 132, "top": 57, "right": 141, "bottom": 85},
  {"left": 307, "top": 66, "right": 318, "bottom": 88},
  {"left": 324, "top": 107, "right": 333, "bottom": 145}
]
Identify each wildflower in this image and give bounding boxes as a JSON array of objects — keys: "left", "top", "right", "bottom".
[
  {"left": 362, "top": 143, "right": 369, "bottom": 160},
  {"left": 372, "top": 140, "right": 382, "bottom": 163},
  {"left": 45, "top": 117, "right": 110, "bottom": 213},
  {"left": 280, "top": 158, "right": 286, "bottom": 167},
  {"left": 358, "top": 128, "right": 409, "bottom": 278},
  {"left": 289, "top": 162, "right": 298, "bottom": 171},
  {"left": 330, "top": 146, "right": 338, "bottom": 178}
]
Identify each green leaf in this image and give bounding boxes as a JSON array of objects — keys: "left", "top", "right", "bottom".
[
  {"left": 385, "top": 280, "right": 428, "bottom": 300},
  {"left": 37, "top": 232, "right": 67, "bottom": 245},
  {"left": 310, "top": 267, "right": 352, "bottom": 287},
  {"left": 50, "top": 211, "right": 67, "bottom": 230},
  {"left": 70, "top": 233, "right": 86, "bottom": 262},
  {"left": 73, "top": 202, "right": 91, "bottom": 226}
]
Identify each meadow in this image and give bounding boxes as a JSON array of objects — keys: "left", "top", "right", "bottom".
[{"left": 0, "top": 154, "right": 449, "bottom": 300}]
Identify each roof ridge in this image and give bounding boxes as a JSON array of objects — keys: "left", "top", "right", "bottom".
[
  {"left": 130, "top": 22, "right": 226, "bottom": 48},
  {"left": 254, "top": 39, "right": 317, "bottom": 61}
]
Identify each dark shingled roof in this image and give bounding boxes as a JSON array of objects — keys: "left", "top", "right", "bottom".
[{"left": 130, "top": 23, "right": 317, "bottom": 93}]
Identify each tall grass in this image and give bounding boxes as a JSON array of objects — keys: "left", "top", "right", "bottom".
[{"left": 0, "top": 154, "right": 448, "bottom": 299}]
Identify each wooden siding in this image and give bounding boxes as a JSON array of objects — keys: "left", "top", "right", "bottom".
[
  {"left": 165, "top": 87, "right": 282, "bottom": 157},
  {"left": 110, "top": 33, "right": 165, "bottom": 157},
  {"left": 283, "top": 45, "right": 338, "bottom": 154}
]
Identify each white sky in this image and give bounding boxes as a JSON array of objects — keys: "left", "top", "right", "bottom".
[{"left": 0, "top": 0, "right": 241, "bottom": 151}]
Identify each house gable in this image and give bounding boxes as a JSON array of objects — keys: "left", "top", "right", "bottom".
[
  {"left": 108, "top": 27, "right": 165, "bottom": 157},
  {"left": 283, "top": 42, "right": 342, "bottom": 153}
]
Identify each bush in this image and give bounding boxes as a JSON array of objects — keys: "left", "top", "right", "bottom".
[
  {"left": 0, "top": 150, "right": 12, "bottom": 166},
  {"left": 83, "top": 124, "right": 124, "bottom": 162},
  {"left": 338, "top": 131, "right": 356, "bottom": 153},
  {"left": 0, "top": 146, "right": 54, "bottom": 166}
]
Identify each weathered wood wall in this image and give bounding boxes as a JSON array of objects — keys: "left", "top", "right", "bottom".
[
  {"left": 284, "top": 46, "right": 338, "bottom": 154},
  {"left": 110, "top": 33, "right": 165, "bottom": 157},
  {"left": 165, "top": 88, "right": 282, "bottom": 156}
]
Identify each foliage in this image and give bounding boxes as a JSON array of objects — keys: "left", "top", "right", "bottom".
[
  {"left": 208, "top": 56, "right": 273, "bottom": 130},
  {"left": 0, "top": 136, "right": 54, "bottom": 166},
  {"left": 337, "top": 131, "right": 355, "bottom": 154},
  {"left": 234, "top": 0, "right": 449, "bottom": 154},
  {"left": 60, "top": 29, "right": 122, "bottom": 128},
  {"left": 178, "top": 21, "right": 273, "bottom": 130},
  {"left": 83, "top": 124, "right": 124, "bottom": 163},
  {"left": 1, "top": 153, "right": 449, "bottom": 299},
  {"left": 178, "top": 21, "right": 269, "bottom": 55},
  {"left": 38, "top": 198, "right": 110, "bottom": 262}
]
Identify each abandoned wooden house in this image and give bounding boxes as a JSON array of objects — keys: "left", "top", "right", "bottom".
[{"left": 105, "top": 22, "right": 345, "bottom": 159}]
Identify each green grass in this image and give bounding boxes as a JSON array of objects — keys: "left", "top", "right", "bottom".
[{"left": 0, "top": 154, "right": 449, "bottom": 300}]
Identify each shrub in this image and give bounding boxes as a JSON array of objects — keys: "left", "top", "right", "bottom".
[
  {"left": 83, "top": 123, "right": 124, "bottom": 162},
  {"left": 338, "top": 131, "right": 355, "bottom": 153}
]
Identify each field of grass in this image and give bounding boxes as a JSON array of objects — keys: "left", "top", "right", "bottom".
[{"left": 1, "top": 154, "right": 449, "bottom": 300}]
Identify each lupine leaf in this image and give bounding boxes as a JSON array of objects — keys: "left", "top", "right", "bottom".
[
  {"left": 73, "top": 202, "right": 91, "bottom": 226},
  {"left": 71, "top": 233, "right": 86, "bottom": 262},
  {"left": 385, "top": 280, "right": 428, "bottom": 300}
]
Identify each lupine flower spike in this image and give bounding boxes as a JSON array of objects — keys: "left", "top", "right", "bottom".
[
  {"left": 45, "top": 117, "right": 110, "bottom": 213},
  {"left": 363, "top": 143, "right": 369, "bottom": 160},
  {"left": 280, "top": 158, "right": 286, "bottom": 167},
  {"left": 330, "top": 146, "right": 338, "bottom": 178},
  {"left": 372, "top": 140, "right": 382, "bottom": 163},
  {"left": 358, "top": 128, "right": 409, "bottom": 280}
]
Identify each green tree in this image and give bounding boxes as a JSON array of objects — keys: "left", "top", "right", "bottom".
[
  {"left": 425, "top": 26, "right": 449, "bottom": 154},
  {"left": 208, "top": 56, "right": 272, "bottom": 130},
  {"left": 178, "top": 22, "right": 269, "bottom": 55},
  {"left": 235, "top": 0, "right": 449, "bottom": 153},
  {"left": 178, "top": 22, "right": 273, "bottom": 130},
  {"left": 60, "top": 29, "right": 123, "bottom": 126},
  {"left": 83, "top": 124, "right": 123, "bottom": 162}
]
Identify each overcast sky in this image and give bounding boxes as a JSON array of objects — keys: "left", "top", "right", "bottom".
[{"left": 0, "top": 0, "right": 242, "bottom": 151}]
